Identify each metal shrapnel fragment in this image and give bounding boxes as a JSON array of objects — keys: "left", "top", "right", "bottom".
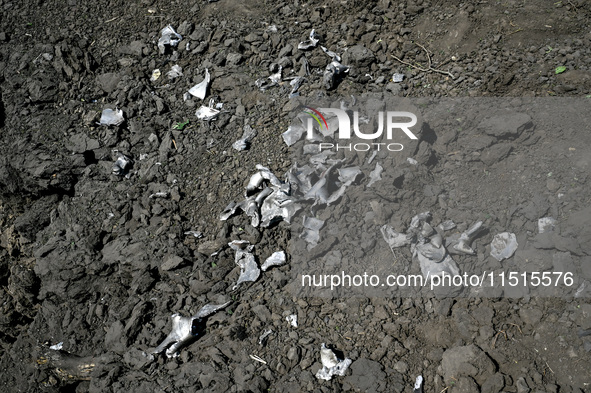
[
  {"left": 414, "top": 375, "right": 424, "bottom": 393},
  {"left": 112, "top": 154, "right": 133, "bottom": 176},
  {"left": 188, "top": 68, "right": 210, "bottom": 100},
  {"left": 490, "top": 232, "right": 518, "bottom": 261},
  {"left": 286, "top": 314, "right": 298, "bottom": 328},
  {"left": 229, "top": 241, "right": 260, "bottom": 290},
  {"left": 261, "top": 251, "right": 287, "bottom": 271},
  {"left": 152, "top": 302, "right": 230, "bottom": 358},
  {"left": 196, "top": 98, "right": 220, "bottom": 120},
  {"left": 393, "top": 73, "right": 405, "bottom": 83},
  {"left": 298, "top": 29, "right": 319, "bottom": 50},
  {"left": 315, "top": 343, "right": 352, "bottom": 380},
  {"left": 99, "top": 108, "right": 124, "bottom": 126},
  {"left": 167, "top": 64, "right": 183, "bottom": 79},
  {"left": 158, "top": 25, "right": 182, "bottom": 54},
  {"left": 258, "top": 329, "right": 273, "bottom": 346},
  {"left": 232, "top": 125, "right": 258, "bottom": 151}
]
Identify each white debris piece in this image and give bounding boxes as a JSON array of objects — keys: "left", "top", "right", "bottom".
[
  {"left": 381, "top": 212, "right": 481, "bottom": 278},
  {"left": 49, "top": 342, "right": 63, "bottom": 351},
  {"left": 298, "top": 29, "right": 319, "bottom": 50},
  {"left": 258, "top": 329, "right": 273, "bottom": 346},
  {"left": 196, "top": 98, "right": 220, "bottom": 120},
  {"left": 261, "top": 251, "right": 287, "bottom": 271},
  {"left": 255, "top": 66, "right": 282, "bottom": 90},
  {"left": 282, "top": 124, "right": 306, "bottom": 146},
  {"left": 367, "top": 162, "right": 383, "bottom": 187},
  {"left": 184, "top": 230, "right": 203, "bottom": 238},
  {"left": 230, "top": 241, "right": 260, "bottom": 290},
  {"left": 99, "top": 108, "right": 124, "bottom": 126},
  {"left": 301, "top": 216, "right": 325, "bottom": 248},
  {"left": 112, "top": 154, "right": 132, "bottom": 176},
  {"left": 232, "top": 125, "right": 258, "bottom": 151},
  {"left": 286, "top": 314, "right": 298, "bottom": 328},
  {"left": 188, "top": 68, "right": 210, "bottom": 100},
  {"left": 414, "top": 375, "right": 424, "bottom": 393},
  {"left": 407, "top": 157, "right": 418, "bottom": 165},
  {"left": 490, "top": 232, "right": 518, "bottom": 261},
  {"left": 315, "top": 343, "right": 352, "bottom": 381},
  {"left": 538, "top": 217, "right": 556, "bottom": 233},
  {"left": 158, "top": 25, "right": 182, "bottom": 54},
  {"left": 152, "top": 302, "right": 230, "bottom": 358},
  {"left": 150, "top": 69, "right": 161, "bottom": 82},
  {"left": 149, "top": 191, "right": 169, "bottom": 199},
  {"left": 167, "top": 64, "right": 183, "bottom": 79}
]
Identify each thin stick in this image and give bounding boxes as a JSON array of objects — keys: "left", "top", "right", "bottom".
[{"left": 391, "top": 42, "right": 455, "bottom": 79}]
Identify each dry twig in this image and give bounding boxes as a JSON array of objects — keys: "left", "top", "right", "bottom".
[{"left": 391, "top": 42, "right": 455, "bottom": 79}]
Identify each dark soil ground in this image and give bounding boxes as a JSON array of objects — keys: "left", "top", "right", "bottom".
[{"left": 1, "top": 0, "right": 591, "bottom": 392}]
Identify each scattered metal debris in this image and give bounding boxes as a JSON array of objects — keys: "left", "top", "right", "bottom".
[
  {"left": 490, "top": 232, "right": 518, "bottom": 261},
  {"left": 152, "top": 302, "right": 230, "bottom": 358},
  {"left": 261, "top": 251, "right": 287, "bottom": 271},
  {"left": 538, "top": 217, "right": 556, "bottom": 233},
  {"left": 188, "top": 68, "right": 210, "bottom": 100},
  {"left": 315, "top": 343, "right": 352, "bottom": 381},
  {"left": 232, "top": 125, "right": 258, "bottom": 151},
  {"left": 112, "top": 154, "right": 133, "bottom": 176},
  {"left": 381, "top": 212, "right": 484, "bottom": 278},
  {"left": 446, "top": 221, "right": 483, "bottom": 255},
  {"left": 298, "top": 29, "right": 319, "bottom": 50},
  {"left": 99, "top": 108, "right": 124, "bottom": 126},
  {"left": 158, "top": 25, "right": 182, "bottom": 54},
  {"left": 286, "top": 314, "right": 298, "bottom": 328},
  {"left": 258, "top": 329, "right": 273, "bottom": 346}
]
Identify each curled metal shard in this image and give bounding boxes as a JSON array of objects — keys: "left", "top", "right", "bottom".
[
  {"left": 158, "top": 25, "right": 182, "bottom": 54},
  {"left": 298, "top": 29, "right": 319, "bottom": 50},
  {"left": 188, "top": 68, "right": 210, "bottom": 100},
  {"left": 152, "top": 302, "right": 230, "bottom": 358}
]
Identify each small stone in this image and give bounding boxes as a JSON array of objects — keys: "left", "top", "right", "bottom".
[
  {"left": 546, "top": 178, "right": 559, "bottom": 191},
  {"left": 161, "top": 255, "right": 185, "bottom": 271},
  {"left": 226, "top": 53, "right": 243, "bottom": 66}
]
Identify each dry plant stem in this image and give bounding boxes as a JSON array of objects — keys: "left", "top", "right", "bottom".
[{"left": 391, "top": 42, "right": 455, "bottom": 79}]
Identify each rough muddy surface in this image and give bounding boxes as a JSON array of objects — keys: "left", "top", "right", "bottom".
[{"left": 1, "top": 0, "right": 591, "bottom": 392}]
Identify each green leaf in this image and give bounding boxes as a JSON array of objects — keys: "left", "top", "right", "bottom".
[
  {"left": 555, "top": 66, "right": 567, "bottom": 74},
  {"left": 173, "top": 120, "right": 190, "bottom": 130}
]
